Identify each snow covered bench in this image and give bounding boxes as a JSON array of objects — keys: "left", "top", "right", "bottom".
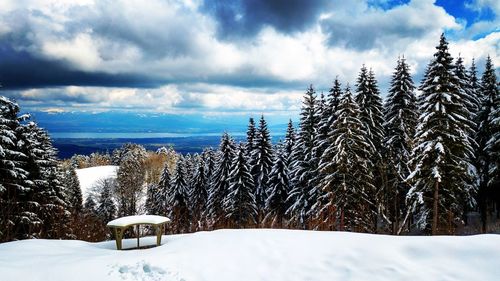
[{"left": 106, "top": 215, "right": 170, "bottom": 250}]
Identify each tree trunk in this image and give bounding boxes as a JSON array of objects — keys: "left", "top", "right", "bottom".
[
  {"left": 340, "top": 208, "right": 345, "bottom": 231},
  {"left": 432, "top": 181, "right": 439, "bottom": 235},
  {"left": 393, "top": 182, "right": 399, "bottom": 235}
]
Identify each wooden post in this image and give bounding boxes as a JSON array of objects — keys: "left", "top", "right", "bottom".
[
  {"left": 114, "top": 228, "right": 123, "bottom": 250},
  {"left": 136, "top": 225, "right": 140, "bottom": 248},
  {"left": 156, "top": 225, "right": 162, "bottom": 246}
]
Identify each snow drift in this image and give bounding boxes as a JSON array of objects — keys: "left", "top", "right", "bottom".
[{"left": 0, "top": 229, "right": 499, "bottom": 281}]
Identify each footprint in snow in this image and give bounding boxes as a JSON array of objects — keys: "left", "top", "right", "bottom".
[{"left": 109, "top": 261, "right": 183, "bottom": 281}]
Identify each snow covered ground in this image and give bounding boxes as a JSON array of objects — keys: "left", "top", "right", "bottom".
[
  {"left": 1, "top": 229, "right": 499, "bottom": 281},
  {"left": 76, "top": 165, "right": 118, "bottom": 199}
]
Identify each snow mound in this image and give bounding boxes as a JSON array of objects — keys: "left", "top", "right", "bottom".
[
  {"left": 1, "top": 229, "right": 499, "bottom": 281},
  {"left": 76, "top": 165, "right": 118, "bottom": 198}
]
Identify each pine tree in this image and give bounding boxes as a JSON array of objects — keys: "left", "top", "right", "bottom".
[
  {"left": 20, "top": 121, "right": 69, "bottom": 239},
  {"left": 168, "top": 156, "right": 191, "bottom": 233},
  {"left": 468, "top": 59, "right": 482, "bottom": 115},
  {"left": 145, "top": 183, "right": 157, "bottom": 214},
  {"left": 355, "top": 66, "right": 385, "bottom": 156},
  {"left": 264, "top": 144, "right": 290, "bottom": 228},
  {"left": 486, "top": 86, "right": 499, "bottom": 207},
  {"left": 454, "top": 56, "right": 481, "bottom": 224},
  {"left": 327, "top": 78, "right": 343, "bottom": 123},
  {"left": 84, "top": 195, "right": 97, "bottom": 215},
  {"left": 317, "top": 86, "right": 375, "bottom": 231},
  {"left": 207, "top": 132, "right": 236, "bottom": 228},
  {"left": 383, "top": 57, "right": 418, "bottom": 234},
  {"left": 476, "top": 55, "right": 499, "bottom": 231},
  {"left": 116, "top": 145, "right": 146, "bottom": 216},
  {"left": 62, "top": 164, "right": 83, "bottom": 214},
  {"left": 283, "top": 119, "right": 296, "bottom": 163},
  {"left": 250, "top": 115, "right": 274, "bottom": 214},
  {"left": 0, "top": 96, "right": 31, "bottom": 241},
  {"left": 287, "top": 85, "right": 319, "bottom": 229},
  {"left": 190, "top": 157, "right": 208, "bottom": 231},
  {"left": 455, "top": 57, "right": 481, "bottom": 123},
  {"left": 96, "top": 179, "right": 116, "bottom": 223},
  {"left": 202, "top": 147, "right": 216, "bottom": 183},
  {"left": 153, "top": 164, "right": 171, "bottom": 217},
  {"left": 245, "top": 117, "right": 256, "bottom": 157},
  {"left": 224, "top": 143, "right": 257, "bottom": 227},
  {"left": 315, "top": 92, "right": 329, "bottom": 157},
  {"left": 407, "top": 34, "right": 475, "bottom": 234},
  {"left": 355, "top": 66, "right": 384, "bottom": 231}
]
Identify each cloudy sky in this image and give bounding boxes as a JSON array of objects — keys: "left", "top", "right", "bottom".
[{"left": 0, "top": 0, "right": 498, "bottom": 126}]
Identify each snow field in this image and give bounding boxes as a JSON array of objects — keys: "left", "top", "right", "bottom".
[{"left": 0, "top": 229, "right": 499, "bottom": 281}]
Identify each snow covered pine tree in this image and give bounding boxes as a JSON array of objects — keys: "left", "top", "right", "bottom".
[
  {"left": 383, "top": 57, "right": 418, "bottom": 234},
  {"left": 407, "top": 34, "right": 475, "bottom": 235}
]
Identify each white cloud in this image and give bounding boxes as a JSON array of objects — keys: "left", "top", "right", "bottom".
[
  {"left": 0, "top": 0, "right": 498, "bottom": 114},
  {"left": 41, "top": 32, "right": 101, "bottom": 70}
]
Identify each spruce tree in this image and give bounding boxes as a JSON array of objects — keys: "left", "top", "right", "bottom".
[
  {"left": 202, "top": 147, "right": 216, "bottom": 184},
  {"left": 317, "top": 86, "right": 375, "bottom": 231},
  {"left": 116, "top": 146, "right": 146, "bottom": 216},
  {"left": 355, "top": 66, "right": 385, "bottom": 157},
  {"left": 468, "top": 58, "right": 482, "bottom": 115},
  {"left": 224, "top": 143, "right": 257, "bottom": 227},
  {"left": 384, "top": 57, "right": 418, "bottom": 234},
  {"left": 264, "top": 145, "right": 290, "bottom": 228},
  {"left": 154, "top": 163, "right": 171, "bottom": 217},
  {"left": 207, "top": 132, "right": 236, "bottom": 228},
  {"left": 407, "top": 34, "right": 475, "bottom": 234},
  {"left": 145, "top": 183, "right": 158, "bottom": 214},
  {"left": 96, "top": 179, "right": 116, "bottom": 223},
  {"left": 190, "top": 157, "right": 208, "bottom": 231},
  {"left": 486, "top": 86, "right": 499, "bottom": 209},
  {"left": 476, "top": 56, "right": 499, "bottom": 231},
  {"left": 455, "top": 56, "right": 481, "bottom": 224},
  {"left": 283, "top": 119, "right": 296, "bottom": 163},
  {"left": 168, "top": 156, "right": 191, "bottom": 233},
  {"left": 20, "top": 121, "right": 69, "bottom": 239},
  {"left": 287, "top": 85, "right": 319, "bottom": 229},
  {"left": 315, "top": 92, "right": 329, "bottom": 157},
  {"left": 0, "top": 96, "right": 31, "bottom": 241},
  {"left": 327, "top": 78, "right": 343, "bottom": 123},
  {"left": 84, "top": 195, "right": 97, "bottom": 215},
  {"left": 62, "top": 164, "right": 83, "bottom": 214},
  {"left": 356, "top": 67, "right": 385, "bottom": 231},
  {"left": 245, "top": 117, "right": 256, "bottom": 157},
  {"left": 250, "top": 115, "right": 274, "bottom": 213},
  {"left": 455, "top": 57, "right": 481, "bottom": 123}
]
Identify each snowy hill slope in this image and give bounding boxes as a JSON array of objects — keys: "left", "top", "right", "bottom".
[
  {"left": 0, "top": 229, "right": 499, "bottom": 281},
  {"left": 76, "top": 165, "right": 118, "bottom": 199}
]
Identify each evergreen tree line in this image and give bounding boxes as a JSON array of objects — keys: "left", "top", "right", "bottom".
[
  {"left": 1, "top": 34, "right": 498, "bottom": 242},
  {"left": 143, "top": 34, "right": 498, "bottom": 235}
]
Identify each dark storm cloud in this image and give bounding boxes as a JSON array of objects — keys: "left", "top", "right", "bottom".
[
  {"left": 0, "top": 44, "right": 297, "bottom": 91},
  {"left": 202, "top": 0, "right": 332, "bottom": 39},
  {"left": 0, "top": 46, "right": 160, "bottom": 90}
]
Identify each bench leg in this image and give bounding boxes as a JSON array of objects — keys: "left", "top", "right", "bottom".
[
  {"left": 156, "top": 225, "right": 163, "bottom": 246},
  {"left": 115, "top": 228, "right": 123, "bottom": 250},
  {"left": 136, "top": 225, "right": 140, "bottom": 249}
]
